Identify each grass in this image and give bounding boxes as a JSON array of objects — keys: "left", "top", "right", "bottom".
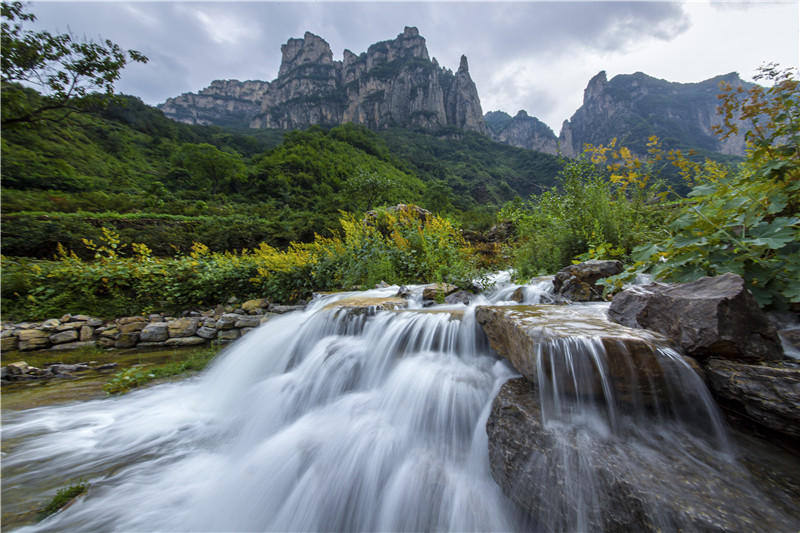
[
  {"left": 37, "top": 479, "right": 88, "bottom": 521},
  {"left": 102, "top": 345, "right": 221, "bottom": 395}
]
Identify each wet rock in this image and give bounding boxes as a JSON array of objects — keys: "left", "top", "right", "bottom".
[
  {"left": 40, "top": 318, "right": 61, "bottom": 331},
  {"left": 322, "top": 295, "right": 408, "bottom": 316},
  {"left": 444, "top": 290, "right": 476, "bottom": 305},
  {"left": 552, "top": 260, "right": 623, "bottom": 302},
  {"left": 705, "top": 358, "right": 800, "bottom": 440},
  {"left": 94, "top": 363, "right": 119, "bottom": 371},
  {"left": 474, "top": 305, "right": 700, "bottom": 407},
  {"left": 18, "top": 330, "right": 51, "bottom": 351},
  {"left": 422, "top": 283, "right": 459, "bottom": 301},
  {"left": 395, "top": 285, "right": 413, "bottom": 299},
  {"left": 49, "top": 330, "right": 79, "bottom": 345},
  {"left": 55, "top": 322, "right": 83, "bottom": 331},
  {"left": 140, "top": 323, "right": 169, "bottom": 343},
  {"left": 608, "top": 273, "right": 784, "bottom": 362},
  {"left": 168, "top": 317, "right": 200, "bottom": 338},
  {"left": 486, "top": 377, "right": 800, "bottom": 533},
  {"left": 5, "top": 361, "right": 30, "bottom": 375}
]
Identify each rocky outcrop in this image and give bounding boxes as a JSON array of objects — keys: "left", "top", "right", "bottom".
[
  {"left": 159, "top": 79, "right": 270, "bottom": 127},
  {"left": 160, "top": 27, "right": 486, "bottom": 134},
  {"left": 558, "top": 71, "right": 751, "bottom": 157},
  {"left": 608, "top": 273, "right": 784, "bottom": 362},
  {"left": 484, "top": 110, "right": 559, "bottom": 155},
  {"left": 706, "top": 358, "right": 800, "bottom": 440},
  {"left": 552, "top": 259, "right": 623, "bottom": 302},
  {"left": 486, "top": 377, "right": 799, "bottom": 532}
]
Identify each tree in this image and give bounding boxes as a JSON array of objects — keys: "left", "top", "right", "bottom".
[
  {"left": 176, "top": 143, "right": 247, "bottom": 195},
  {"left": 1, "top": 1, "right": 148, "bottom": 127},
  {"left": 342, "top": 168, "right": 398, "bottom": 212}
]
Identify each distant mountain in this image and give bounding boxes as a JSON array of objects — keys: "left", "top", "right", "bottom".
[
  {"left": 159, "top": 27, "right": 486, "bottom": 134},
  {"left": 485, "top": 110, "right": 559, "bottom": 155},
  {"left": 556, "top": 71, "right": 751, "bottom": 157}
]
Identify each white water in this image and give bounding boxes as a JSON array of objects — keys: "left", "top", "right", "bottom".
[
  {"left": 1, "top": 279, "right": 790, "bottom": 531},
  {"left": 3, "top": 285, "right": 536, "bottom": 532}
]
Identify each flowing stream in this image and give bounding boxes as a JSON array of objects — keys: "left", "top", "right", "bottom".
[{"left": 1, "top": 279, "right": 797, "bottom": 531}]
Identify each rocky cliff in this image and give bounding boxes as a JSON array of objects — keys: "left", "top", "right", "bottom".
[
  {"left": 557, "top": 71, "right": 750, "bottom": 157},
  {"left": 159, "top": 27, "right": 486, "bottom": 134},
  {"left": 485, "top": 110, "right": 559, "bottom": 155}
]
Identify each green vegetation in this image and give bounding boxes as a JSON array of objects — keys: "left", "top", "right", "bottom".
[
  {"left": 103, "top": 345, "right": 220, "bottom": 395},
  {"left": 2, "top": 207, "right": 477, "bottom": 319},
  {"left": 505, "top": 65, "right": 799, "bottom": 309},
  {"left": 1, "top": 1, "right": 147, "bottom": 128},
  {"left": 37, "top": 479, "right": 88, "bottom": 521}
]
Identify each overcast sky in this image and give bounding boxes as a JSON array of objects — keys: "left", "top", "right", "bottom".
[{"left": 27, "top": 1, "right": 800, "bottom": 132}]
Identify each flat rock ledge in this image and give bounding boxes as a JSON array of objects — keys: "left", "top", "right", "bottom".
[
  {"left": 474, "top": 304, "right": 702, "bottom": 408},
  {"left": 487, "top": 377, "right": 800, "bottom": 533}
]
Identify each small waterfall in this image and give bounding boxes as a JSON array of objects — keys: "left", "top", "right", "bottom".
[{"left": 2, "top": 281, "right": 796, "bottom": 531}]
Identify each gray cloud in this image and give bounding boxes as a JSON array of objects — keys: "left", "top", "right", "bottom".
[{"left": 28, "top": 1, "right": 786, "bottom": 132}]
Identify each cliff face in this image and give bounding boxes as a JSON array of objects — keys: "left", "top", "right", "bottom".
[
  {"left": 158, "top": 79, "right": 270, "bottom": 127},
  {"left": 159, "top": 27, "right": 486, "bottom": 134},
  {"left": 485, "top": 110, "right": 559, "bottom": 155},
  {"left": 557, "top": 71, "right": 750, "bottom": 157}
]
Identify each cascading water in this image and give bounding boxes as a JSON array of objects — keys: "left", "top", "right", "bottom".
[{"left": 2, "top": 279, "right": 797, "bottom": 531}]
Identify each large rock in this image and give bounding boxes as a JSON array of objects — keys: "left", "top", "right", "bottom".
[
  {"left": 48, "top": 330, "right": 79, "bottom": 345},
  {"left": 17, "top": 329, "right": 50, "bottom": 351},
  {"left": 168, "top": 317, "right": 199, "bottom": 338},
  {"left": 705, "top": 358, "right": 800, "bottom": 440},
  {"left": 474, "top": 304, "right": 702, "bottom": 408},
  {"left": 422, "top": 283, "right": 459, "bottom": 301},
  {"left": 322, "top": 295, "right": 408, "bottom": 316},
  {"left": 608, "top": 273, "right": 783, "bottom": 361},
  {"left": 241, "top": 298, "right": 270, "bottom": 314},
  {"left": 552, "top": 260, "right": 623, "bottom": 302},
  {"left": 140, "top": 323, "right": 169, "bottom": 343},
  {"left": 486, "top": 377, "right": 799, "bottom": 532}
]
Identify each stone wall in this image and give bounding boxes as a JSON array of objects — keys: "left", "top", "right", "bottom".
[{"left": 1, "top": 298, "right": 306, "bottom": 354}]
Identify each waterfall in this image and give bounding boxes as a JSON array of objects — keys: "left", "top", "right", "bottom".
[{"left": 2, "top": 281, "right": 795, "bottom": 531}]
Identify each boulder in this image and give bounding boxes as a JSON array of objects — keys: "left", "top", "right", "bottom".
[
  {"left": 487, "top": 377, "right": 800, "bottom": 532},
  {"left": 168, "top": 317, "right": 199, "bottom": 338},
  {"left": 608, "top": 273, "right": 783, "bottom": 362},
  {"left": 552, "top": 259, "right": 623, "bottom": 302},
  {"left": 705, "top": 358, "right": 800, "bottom": 440},
  {"left": 118, "top": 321, "right": 146, "bottom": 334},
  {"left": 140, "top": 323, "right": 169, "bottom": 343},
  {"left": 18, "top": 329, "right": 51, "bottom": 351},
  {"left": 395, "top": 285, "right": 413, "bottom": 299},
  {"left": 49, "top": 363, "right": 90, "bottom": 375},
  {"left": 49, "top": 330, "right": 79, "bottom": 345},
  {"left": 118, "top": 316, "right": 147, "bottom": 325},
  {"left": 54, "top": 322, "right": 82, "bottom": 331},
  {"left": 444, "top": 290, "right": 476, "bottom": 305},
  {"left": 5, "top": 361, "right": 30, "bottom": 375},
  {"left": 422, "top": 283, "right": 459, "bottom": 301}
]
